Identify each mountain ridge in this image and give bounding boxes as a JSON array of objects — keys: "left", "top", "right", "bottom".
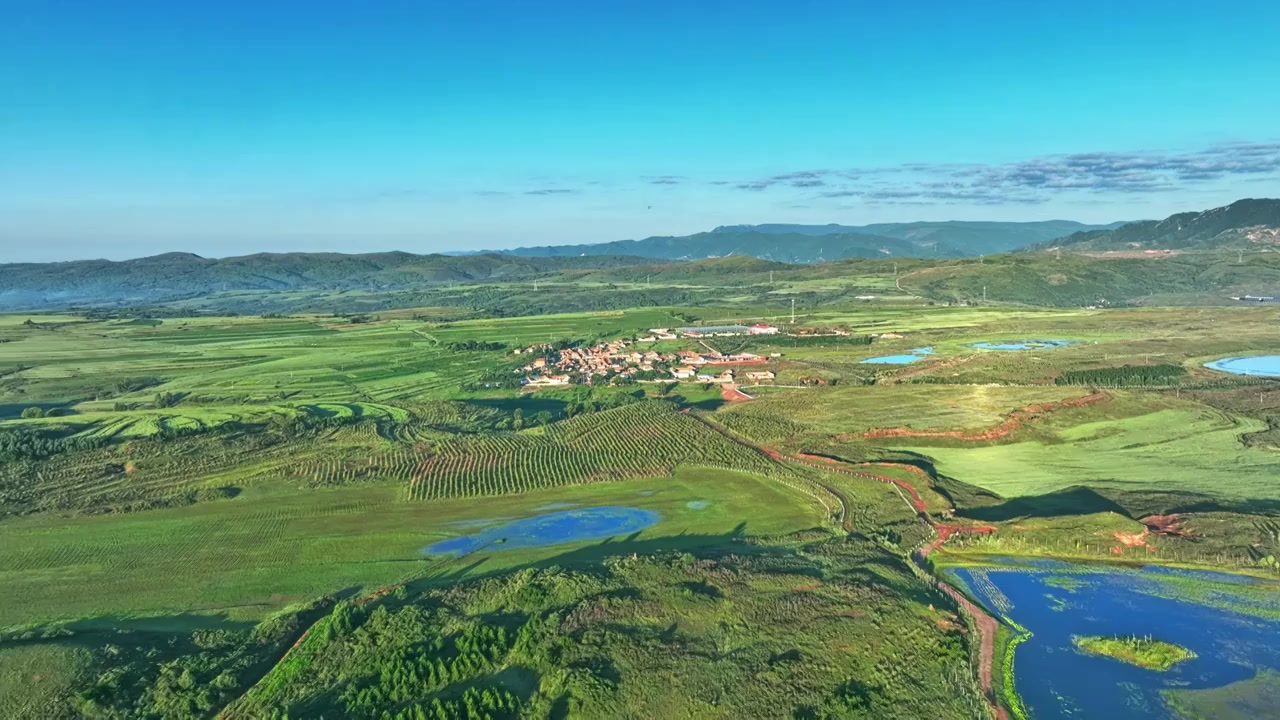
[
  {"left": 1035, "top": 199, "right": 1280, "bottom": 254},
  {"left": 465, "top": 219, "right": 1129, "bottom": 262}
]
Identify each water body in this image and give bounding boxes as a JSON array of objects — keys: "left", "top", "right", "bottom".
[
  {"left": 860, "top": 346, "right": 936, "bottom": 365},
  {"left": 423, "top": 506, "right": 660, "bottom": 557},
  {"left": 1204, "top": 355, "right": 1280, "bottom": 377},
  {"left": 949, "top": 560, "right": 1280, "bottom": 719},
  {"left": 970, "top": 339, "right": 1075, "bottom": 351},
  {"left": 686, "top": 500, "right": 711, "bottom": 509}
]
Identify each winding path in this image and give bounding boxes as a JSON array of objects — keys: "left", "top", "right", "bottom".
[{"left": 688, "top": 413, "right": 1007, "bottom": 716}]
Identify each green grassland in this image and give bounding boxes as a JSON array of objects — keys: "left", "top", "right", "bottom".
[
  {"left": 4, "top": 299, "right": 1280, "bottom": 718},
  {"left": 0, "top": 467, "right": 825, "bottom": 628},
  {"left": 1165, "top": 671, "right": 1280, "bottom": 720},
  {"left": 898, "top": 394, "right": 1280, "bottom": 501}
]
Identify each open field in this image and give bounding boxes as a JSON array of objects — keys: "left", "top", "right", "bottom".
[
  {"left": 4, "top": 300, "right": 1280, "bottom": 718},
  {"left": 0, "top": 468, "right": 824, "bottom": 628},
  {"left": 900, "top": 395, "right": 1280, "bottom": 501}
]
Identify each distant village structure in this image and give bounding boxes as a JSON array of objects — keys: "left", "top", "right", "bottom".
[{"left": 514, "top": 323, "right": 838, "bottom": 387}]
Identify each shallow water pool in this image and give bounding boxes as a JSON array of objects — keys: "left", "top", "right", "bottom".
[
  {"left": 969, "top": 339, "right": 1075, "bottom": 351},
  {"left": 860, "top": 346, "right": 935, "bottom": 364},
  {"left": 422, "top": 506, "right": 660, "bottom": 557},
  {"left": 1204, "top": 355, "right": 1280, "bottom": 377},
  {"left": 949, "top": 560, "right": 1280, "bottom": 718}
]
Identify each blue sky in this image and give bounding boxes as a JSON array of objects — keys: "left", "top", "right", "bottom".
[{"left": 2, "top": 0, "right": 1279, "bottom": 261}]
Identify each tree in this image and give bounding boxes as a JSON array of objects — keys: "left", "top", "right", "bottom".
[
  {"left": 21, "top": 406, "right": 44, "bottom": 419},
  {"left": 512, "top": 409, "right": 524, "bottom": 431}
]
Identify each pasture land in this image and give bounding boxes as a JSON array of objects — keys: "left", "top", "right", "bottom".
[
  {"left": 0, "top": 467, "right": 824, "bottom": 628},
  {"left": 4, "top": 301, "right": 1280, "bottom": 718},
  {"left": 900, "top": 395, "right": 1280, "bottom": 501}
]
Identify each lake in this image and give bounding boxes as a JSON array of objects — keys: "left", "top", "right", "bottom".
[
  {"left": 860, "top": 346, "right": 934, "bottom": 364},
  {"left": 970, "top": 339, "right": 1075, "bottom": 351},
  {"left": 1204, "top": 355, "right": 1280, "bottom": 377},
  {"left": 947, "top": 559, "right": 1280, "bottom": 719},
  {"left": 423, "top": 506, "right": 661, "bottom": 557}
]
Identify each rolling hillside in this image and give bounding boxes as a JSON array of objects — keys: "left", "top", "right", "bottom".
[
  {"left": 1038, "top": 199, "right": 1280, "bottom": 254},
  {"left": 482, "top": 220, "right": 1125, "bottom": 262},
  {"left": 0, "top": 252, "right": 663, "bottom": 309}
]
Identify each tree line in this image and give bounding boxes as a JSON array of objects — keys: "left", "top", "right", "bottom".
[{"left": 1055, "top": 364, "right": 1187, "bottom": 387}]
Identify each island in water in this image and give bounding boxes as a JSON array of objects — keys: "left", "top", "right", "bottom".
[{"left": 1073, "top": 635, "right": 1198, "bottom": 671}]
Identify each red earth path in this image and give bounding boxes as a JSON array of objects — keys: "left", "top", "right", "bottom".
[{"left": 761, "top": 444, "right": 1008, "bottom": 716}]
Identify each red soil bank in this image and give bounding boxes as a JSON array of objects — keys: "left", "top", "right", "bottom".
[
  {"left": 720, "top": 384, "right": 755, "bottom": 402},
  {"left": 1140, "top": 513, "right": 1191, "bottom": 537},
  {"left": 856, "top": 391, "right": 1110, "bottom": 442}
]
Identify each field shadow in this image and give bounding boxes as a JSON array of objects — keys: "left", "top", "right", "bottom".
[
  {"left": 467, "top": 397, "right": 568, "bottom": 417},
  {"left": 0, "top": 402, "right": 80, "bottom": 420},
  {"left": 957, "top": 484, "right": 1280, "bottom": 522},
  {"left": 961, "top": 486, "right": 1131, "bottom": 522},
  {"left": 410, "top": 522, "right": 763, "bottom": 592}
]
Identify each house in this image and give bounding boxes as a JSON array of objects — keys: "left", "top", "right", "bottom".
[
  {"left": 671, "top": 366, "right": 696, "bottom": 380},
  {"left": 637, "top": 336, "right": 657, "bottom": 342},
  {"left": 533, "top": 357, "right": 547, "bottom": 369},
  {"left": 697, "top": 369, "right": 735, "bottom": 384},
  {"left": 749, "top": 324, "right": 779, "bottom": 335},
  {"left": 745, "top": 370, "right": 776, "bottom": 382}
]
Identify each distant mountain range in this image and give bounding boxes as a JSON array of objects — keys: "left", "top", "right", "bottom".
[
  {"left": 1035, "top": 199, "right": 1280, "bottom": 254},
  {"left": 0, "top": 252, "right": 661, "bottom": 309},
  {"left": 4, "top": 200, "right": 1277, "bottom": 311},
  {"left": 465, "top": 220, "right": 1130, "bottom": 263}
]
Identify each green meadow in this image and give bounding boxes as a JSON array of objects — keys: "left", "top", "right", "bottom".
[{"left": 4, "top": 300, "right": 1280, "bottom": 719}]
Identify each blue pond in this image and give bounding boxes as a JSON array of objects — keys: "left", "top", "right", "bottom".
[
  {"left": 860, "top": 346, "right": 935, "bottom": 365},
  {"left": 970, "top": 339, "right": 1075, "bottom": 351},
  {"left": 422, "top": 506, "right": 660, "bottom": 557},
  {"left": 951, "top": 560, "right": 1280, "bottom": 718},
  {"left": 1204, "top": 355, "right": 1280, "bottom": 377}
]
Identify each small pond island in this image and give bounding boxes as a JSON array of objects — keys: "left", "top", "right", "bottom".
[{"left": 1073, "top": 635, "right": 1198, "bottom": 671}]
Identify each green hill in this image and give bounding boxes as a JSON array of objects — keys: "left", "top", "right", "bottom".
[
  {"left": 0, "top": 252, "right": 663, "bottom": 309},
  {"left": 487, "top": 220, "right": 1124, "bottom": 262},
  {"left": 1037, "top": 199, "right": 1280, "bottom": 254},
  {"left": 899, "top": 253, "right": 1280, "bottom": 306}
]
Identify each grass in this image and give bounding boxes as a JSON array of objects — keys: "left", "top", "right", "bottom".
[
  {"left": 1071, "top": 634, "right": 1197, "bottom": 671},
  {"left": 5, "top": 301, "right": 1280, "bottom": 717},
  {"left": 0, "top": 643, "right": 94, "bottom": 720},
  {"left": 219, "top": 539, "right": 987, "bottom": 720},
  {"left": 899, "top": 396, "right": 1280, "bottom": 501},
  {"left": 717, "top": 384, "right": 1086, "bottom": 439},
  {"left": 0, "top": 467, "right": 824, "bottom": 628},
  {"left": 1164, "top": 671, "right": 1280, "bottom": 720}
]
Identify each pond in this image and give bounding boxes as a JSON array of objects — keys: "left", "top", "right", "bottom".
[
  {"left": 1204, "top": 355, "right": 1280, "bottom": 377},
  {"left": 422, "top": 506, "right": 661, "bottom": 557},
  {"left": 948, "top": 559, "right": 1280, "bottom": 719},
  {"left": 969, "top": 339, "right": 1075, "bottom": 351},
  {"left": 860, "top": 346, "right": 935, "bottom": 365}
]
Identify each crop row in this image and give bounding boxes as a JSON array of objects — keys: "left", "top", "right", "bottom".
[{"left": 391, "top": 402, "right": 782, "bottom": 501}]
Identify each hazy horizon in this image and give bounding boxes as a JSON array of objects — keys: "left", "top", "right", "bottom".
[{"left": 3, "top": 1, "right": 1279, "bottom": 262}]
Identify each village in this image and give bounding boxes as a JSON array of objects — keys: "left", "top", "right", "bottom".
[{"left": 514, "top": 324, "right": 796, "bottom": 387}]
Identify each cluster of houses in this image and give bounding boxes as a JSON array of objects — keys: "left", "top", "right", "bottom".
[{"left": 516, "top": 336, "right": 778, "bottom": 387}]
